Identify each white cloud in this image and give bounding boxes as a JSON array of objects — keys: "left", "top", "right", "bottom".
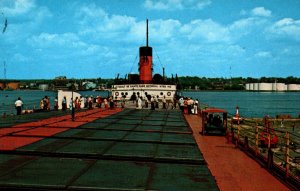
[
  {"left": 269, "top": 18, "right": 300, "bottom": 41},
  {"left": 251, "top": 7, "right": 271, "bottom": 17},
  {"left": 144, "top": 0, "right": 211, "bottom": 11},
  {"left": 255, "top": 51, "right": 272, "bottom": 57},
  {"left": 148, "top": 19, "right": 181, "bottom": 43},
  {"left": 228, "top": 15, "right": 272, "bottom": 41},
  {"left": 29, "top": 32, "right": 84, "bottom": 47},
  {"left": 144, "top": 0, "right": 171, "bottom": 10},
  {"left": 13, "top": 53, "right": 30, "bottom": 62},
  {"left": 1, "top": 0, "right": 35, "bottom": 16},
  {"left": 180, "top": 19, "right": 231, "bottom": 43},
  {"left": 76, "top": 4, "right": 138, "bottom": 42}
]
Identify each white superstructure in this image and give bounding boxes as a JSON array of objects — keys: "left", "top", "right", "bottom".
[{"left": 111, "top": 84, "right": 176, "bottom": 101}]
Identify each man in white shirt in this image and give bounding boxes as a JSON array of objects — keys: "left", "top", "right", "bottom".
[
  {"left": 15, "top": 97, "right": 23, "bottom": 115},
  {"left": 179, "top": 97, "right": 184, "bottom": 112}
]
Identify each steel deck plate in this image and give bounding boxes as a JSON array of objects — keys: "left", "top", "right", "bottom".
[{"left": 0, "top": 109, "right": 218, "bottom": 190}]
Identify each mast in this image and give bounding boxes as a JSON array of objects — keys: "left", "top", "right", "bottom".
[{"left": 146, "top": 19, "right": 148, "bottom": 47}]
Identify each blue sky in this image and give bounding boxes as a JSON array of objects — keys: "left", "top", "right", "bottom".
[{"left": 0, "top": 0, "right": 300, "bottom": 79}]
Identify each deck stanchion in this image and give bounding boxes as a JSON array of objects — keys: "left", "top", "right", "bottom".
[
  {"left": 267, "top": 148, "right": 273, "bottom": 170},
  {"left": 255, "top": 122, "right": 259, "bottom": 155},
  {"left": 227, "top": 120, "right": 232, "bottom": 143},
  {"left": 244, "top": 136, "right": 249, "bottom": 150},
  {"left": 284, "top": 132, "right": 290, "bottom": 180},
  {"left": 267, "top": 133, "right": 271, "bottom": 149},
  {"left": 236, "top": 120, "right": 240, "bottom": 146}
]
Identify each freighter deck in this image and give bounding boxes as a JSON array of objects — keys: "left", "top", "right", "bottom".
[{"left": 0, "top": 108, "right": 218, "bottom": 190}]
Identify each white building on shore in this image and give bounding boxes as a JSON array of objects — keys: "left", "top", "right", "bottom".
[{"left": 245, "top": 83, "right": 300, "bottom": 91}]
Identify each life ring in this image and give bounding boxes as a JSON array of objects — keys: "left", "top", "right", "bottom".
[
  {"left": 115, "top": 92, "right": 119, "bottom": 96},
  {"left": 167, "top": 92, "right": 171, "bottom": 96}
]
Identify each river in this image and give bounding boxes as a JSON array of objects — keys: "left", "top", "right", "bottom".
[{"left": 0, "top": 90, "right": 299, "bottom": 118}]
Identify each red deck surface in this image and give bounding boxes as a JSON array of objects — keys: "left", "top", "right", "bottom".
[
  {"left": 0, "top": 136, "right": 43, "bottom": 150},
  {"left": 13, "top": 127, "right": 69, "bottom": 137},
  {"left": 0, "top": 108, "right": 122, "bottom": 151},
  {"left": 0, "top": 127, "right": 30, "bottom": 135},
  {"left": 185, "top": 114, "right": 290, "bottom": 191}
]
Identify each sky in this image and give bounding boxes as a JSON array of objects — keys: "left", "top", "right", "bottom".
[{"left": 0, "top": 0, "right": 300, "bottom": 79}]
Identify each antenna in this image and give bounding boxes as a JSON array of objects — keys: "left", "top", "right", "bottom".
[
  {"left": 146, "top": 19, "right": 148, "bottom": 47},
  {"left": 3, "top": 61, "right": 6, "bottom": 81}
]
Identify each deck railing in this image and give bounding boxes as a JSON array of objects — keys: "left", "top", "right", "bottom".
[{"left": 228, "top": 117, "right": 300, "bottom": 189}]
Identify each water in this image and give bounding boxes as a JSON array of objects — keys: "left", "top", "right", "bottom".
[
  {"left": 0, "top": 90, "right": 110, "bottom": 115},
  {"left": 0, "top": 90, "right": 299, "bottom": 118},
  {"left": 181, "top": 91, "right": 300, "bottom": 118}
]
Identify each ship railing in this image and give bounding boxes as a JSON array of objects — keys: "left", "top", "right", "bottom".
[{"left": 228, "top": 117, "right": 300, "bottom": 190}]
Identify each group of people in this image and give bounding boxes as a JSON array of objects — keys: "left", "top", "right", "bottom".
[
  {"left": 178, "top": 97, "right": 199, "bottom": 115},
  {"left": 130, "top": 95, "right": 200, "bottom": 113},
  {"left": 14, "top": 94, "right": 200, "bottom": 115},
  {"left": 132, "top": 95, "right": 176, "bottom": 110},
  {"left": 40, "top": 96, "right": 58, "bottom": 111},
  {"left": 62, "top": 95, "right": 115, "bottom": 111}
]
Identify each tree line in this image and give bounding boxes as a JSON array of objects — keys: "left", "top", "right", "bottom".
[
  {"left": 1, "top": 76, "right": 300, "bottom": 91},
  {"left": 176, "top": 76, "right": 300, "bottom": 90}
]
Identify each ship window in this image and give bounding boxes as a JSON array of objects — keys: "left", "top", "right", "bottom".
[
  {"left": 125, "top": 92, "right": 128, "bottom": 95},
  {"left": 121, "top": 92, "right": 124, "bottom": 95},
  {"left": 137, "top": 92, "right": 140, "bottom": 95},
  {"left": 160, "top": 92, "right": 163, "bottom": 95}
]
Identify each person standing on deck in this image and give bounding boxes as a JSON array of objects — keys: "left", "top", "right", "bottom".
[
  {"left": 69, "top": 98, "right": 74, "bottom": 110},
  {"left": 47, "top": 96, "right": 51, "bottom": 111},
  {"left": 179, "top": 97, "right": 184, "bottom": 112},
  {"left": 194, "top": 99, "right": 199, "bottom": 115},
  {"left": 162, "top": 96, "right": 166, "bottom": 109},
  {"left": 150, "top": 96, "right": 155, "bottom": 110},
  {"left": 54, "top": 97, "right": 58, "bottom": 111},
  {"left": 80, "top": 96, "right": 85, "bottom": 109},
  {"left": 137, "top": 96, "right": 142, "bottom": 109},
  {"left": 15, "top": 97, "right": 23, "bottom": 115},
  {"left": 155, "top": 95, "right": 159, "bottom": 108},
  {"left": 88, "top": 96, "right": 93, "bottom": 109},
  {"left": 40, "top": 98, "right": 44, "bottom": 109},
  {"left": 103, "top": 98, "right": 108, "bottom": 109},
  {"left": 77, "top": 97, "right": 81, "bottom": 109},
  {"left": 144, "top": 97, "right": 148, "bottom": 108},
  {"left": 43, "top": 96, "right": 48, "bottom": 111},
  {"left": 97, "top": 96, "right": 102, "bottom": 108},
  {"left": 62, "top": 96, "right": 67, "bottom": 111},
  {"left": 187, "top": 98, "right": 194, "bottom": 114}
]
